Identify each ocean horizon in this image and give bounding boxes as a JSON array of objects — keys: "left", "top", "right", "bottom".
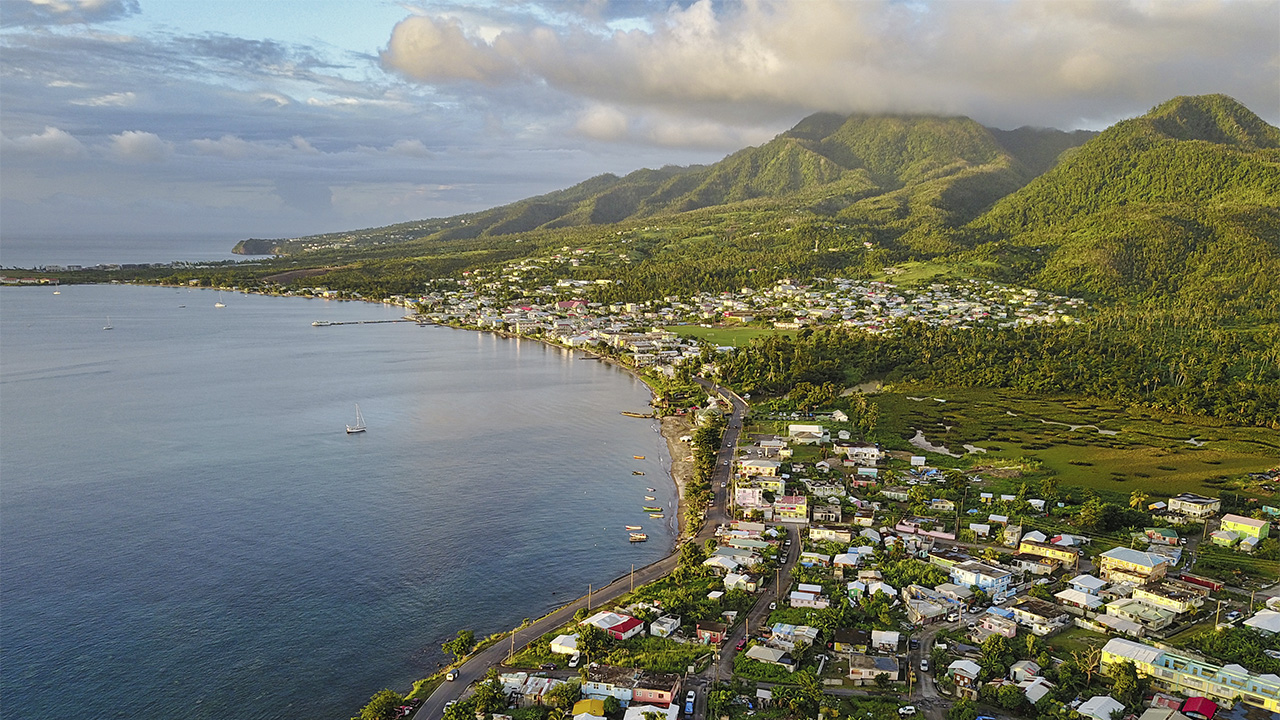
[{"left": 0, "top": 284, "right": 678, "bottom": 719}]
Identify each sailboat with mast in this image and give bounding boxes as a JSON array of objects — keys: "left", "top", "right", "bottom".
[
  {"left": 103, "top": 316, "right": 113, "bottom": 330},
  {"left": 346, "top": 404, "right": 366, "bottom": 434}
]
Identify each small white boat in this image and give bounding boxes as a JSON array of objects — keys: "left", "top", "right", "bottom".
[
  {"left": 625, "top": 525, "right": 642, "bottom": 531},
  {"left": 629, "top": 533, "right": 648, "bottom": 542},
  {"left": 215, "top": 291, "right": 226, "bottom": 308},
  {"left": 103, "top": 316, "right": 113, "bottom": 330},
  {"left": 646, "top": 487, "right": 655, "bottom": 492},
  {"left": 644, "top": 496, "right": 656, "bottom": 501},
  {"left": 346, "top": 404, "right": 366, "bottom": 434}
]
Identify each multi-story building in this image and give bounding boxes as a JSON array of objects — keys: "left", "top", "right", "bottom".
[
  {"left": 1102, "top": 638, "right": 1280, "bottom": 713},
  {"left": 1132, "top": 583, "right": 1205, "bottom": 614},
  {"left": 1017, "top": 539, "right": 1080, "bottom": 566},
  {"left": 774, "top": 495, "right": 809, "bottom": 523},
  {"left": 1105, "top": 598, "right": 1176, "bottom": 632},
  {"left": 950, "top": 560, "right": 1013, "bottom": 599},
  {"left": 1221, "top": 514, "right": 1270, "bottom": 541},
  {"left": 1097, "top": 547, "right": 1169, "bottom": 585},
  {"left": 1009, "top": 597, "right": 1071, "bottom": 636},
  {"left": 1167, "top": 493, "right": 1221, "bottom": 520},
  {"left": 740, "top": 459, "right": 781, "bottom": 477}
]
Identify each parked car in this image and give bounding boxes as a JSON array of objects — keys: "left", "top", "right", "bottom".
[
  {"left": 736, "top": 638, "right": 747, "bottom": 651},
  {"left": 920, "top": 658, "right": 929, "bottom": 673},
  {"left": 540, "top": 663, "right": 556, "bottom": 670},
  {"left": 909, "top": 638, "right": 920, "bottom": 650},
  {"left": 568, "top": 654, "right": 581, "bottom": 668},
  {"left": 898, "top": 706, "right": 917, "bottom": 716},
  {"left": 769, "top": 602, "right": 777, "bottom": 610}
]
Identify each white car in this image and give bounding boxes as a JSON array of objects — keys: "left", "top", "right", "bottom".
[
  {"left": 568, "top": 654, "right": 581, "bottom": 668},
  {"left": 898, "top": 707, "right": 917, "bottom": 716}
]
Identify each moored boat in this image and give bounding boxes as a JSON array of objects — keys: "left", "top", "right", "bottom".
[
  {"left": 642, "top": 506, "right": 661, "bottom": 511},
  {"left": 632, "top": 471, "right": 645, "bottom": 476},
  {"left": 633, "top": 455, "right": 645, "bottom": 460},
  {"left": 646, "top": 487, "right": 655, "bottom": 492},
  {"left": 625, "top": 525, "right": 642, "bottom": 530},
  {"left": 648, "top": 513, "right": 664, "bottom": 518},
  {"left": 644, "top": 496, "right": 655, "bottom": 501},
  {"left": 629, "top": 533, "right": 648, "bottom": 542}
]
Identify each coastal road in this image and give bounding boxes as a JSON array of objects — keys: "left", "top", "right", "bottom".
[{"left": 411, "top": 378, "right": 747, "bottom": 720}]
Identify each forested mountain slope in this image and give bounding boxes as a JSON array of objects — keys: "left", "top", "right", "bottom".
[{"left": 967, "top": 95, "right": 1280, "bottom": 314}]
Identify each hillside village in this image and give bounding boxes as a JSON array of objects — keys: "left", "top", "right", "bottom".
[{"left": 431, "top": 406, "right": 1280, "bottom": 720}]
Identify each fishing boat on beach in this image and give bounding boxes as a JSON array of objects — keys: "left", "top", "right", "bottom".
[
  {"left": 629, "top": 533, "right": 648, "bottom": 542},
  {"left": 648, "top": 513, "right": 664, "bottom": 518},
  {"left": 625, "top": 525, "right": 642, "bottom": 531}
]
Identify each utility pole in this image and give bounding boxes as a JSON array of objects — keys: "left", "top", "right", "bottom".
[
  {"left": 631, "top": 564, "right": 635, "bottom": 593},
  {"left": 588, "top": 584, "right": 592, "bottom": 612}
]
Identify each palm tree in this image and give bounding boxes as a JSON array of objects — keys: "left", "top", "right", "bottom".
[{"left": 1129, "top": 490, "right": 1149, "bottom": 510}]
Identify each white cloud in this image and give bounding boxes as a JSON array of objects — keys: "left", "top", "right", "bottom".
[
  {"left": 3, "top": 0, "right": 140, "bottom": 27},
  {"left": 1, "top": 126, "right": 87, "bottom": 158},
  {"left": 380, "top": 14, "right": 519, "bottom": 84},
  {"left": 575, "top": 104, "right": 629, "bottom": 141},
  {"left": 388, "top": 139, "right": 430, "bottom": 157},
  {"left": 69, "top": 91, "right": 136, "bottom": 107},
  {"left": 109, "top": 130, "right": 171, "bottom": 162},
  {"left": 190, "top": 134, "right": 255, "bottom": 159},
  {"left": 381, "top": 0, "right": 1280, "bottom": 129}
]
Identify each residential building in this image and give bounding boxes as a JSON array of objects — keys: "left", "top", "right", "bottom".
[
  {"left": 812, "top": 505, "right": 842, "bottom": 524},
  {"left": 1167, "top": 493, "right": 1221, "bottom": 519},
  {"left": 832, "top": 628, "right": 869, "bottom": 654},
  {"left": 950, "top": 560, "right": 1013, "bottom": 598},
  {"left": 1017, "top": 539, "right": 1080, "bottom": 566},
  {"left": 1132, "top": 584, "right": 1204, "bottom": 614},
  {"left": 582, "top": 666, "right": 638, "bottom": 705},
  {"left": 1009, "top": 597, "right": 1071, "bottom": 636},
  {"left": 1243, "top": 609, "right": 1280, "bottom": 635},
  {"left": 1010, "top": 660, "right": 1041, "bottom": 683},
  {"left": 881, "top": 487, "right": 911, "bottom": 502},
  {"left": 949, "top": 659, "right": 982, "bottom": 700},
  {"left": 1098, "top": 547, "right": 1169, "bottom": 585},
  {"left": 649, "top": 616, "right": 680, "bottom": 639},
  {"left": 1070, "top": 574, "right": 1109, "bottom": 596},
  {"left": 809, "top": 526, "right": 852, "bottom": 543},
  {"left": 695, "top": 621, "right": 726, "bottom": 645},
  {"left": 1106, "top": 598, "right": 1176, "bottom": 632},
  {"left": 581, "top": 611, "right": 646, "bottom": 640},
  {"left": 978, "top": 613, "right": 1018, "bottom": 639},
  {"left": 788, "top": 424, "right": 828, "bottom": 445},
  {"left": 740, "top": 459, "right": 781, "bottom": 477},
  {"left": 799, "top": 552, "right": 831, "bottom": 567},
  {"left": 743, "top": 645, "right": 793, "bottom": 671},
  {"left": 1010, "top": 553, "right": 1057, "bottom": 575},
  {"left": 1055, "top": 588, "right": 1105, "bottom": 611},
  {"left": 774, "top": 495, "right": 809, "bottom": 523},
  {"left": 1102, "top": 637, "right": 1280, "bottom": 712},
  {"left": 632, "top": 672, "right": 681, "bottom": 708},
  {"left": 1078, "top": 696, "right": 1126, "bottom": 720},
  {"left": 1221, "top": 514, "right": 1269, "bottom": 541},
  {"left": 848, "top": 655, "right": 900, "bottom": 685}
]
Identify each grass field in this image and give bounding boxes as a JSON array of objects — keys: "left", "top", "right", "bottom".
[
  {"left": 871, "top": 386, "right": 1279, "bottom": 500},
  {"left": 665, "top": 325, "right": 797, "bottom": 347}
]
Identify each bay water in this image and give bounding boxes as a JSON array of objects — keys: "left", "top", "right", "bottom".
[{"left": 0, "top": 284, "right": 676, "bottom": 719}]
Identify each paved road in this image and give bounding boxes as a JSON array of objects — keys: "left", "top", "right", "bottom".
[{"left": 411, "top": 379, "right": 747, "bottom": 720}]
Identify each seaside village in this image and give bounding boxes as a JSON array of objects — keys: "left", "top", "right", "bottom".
[{"left": 438, "top": 412, "right": 1280, "bottom": 720}]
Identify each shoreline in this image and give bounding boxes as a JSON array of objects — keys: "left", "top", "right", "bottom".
[{"left": 73, "top": 281, "right": 702, "bottom": 702}]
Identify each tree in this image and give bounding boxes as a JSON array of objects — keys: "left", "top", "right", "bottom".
[
  {"left": 1129, "top": 490, "right": 1149, "bottom": 510},
  {"left": 1109, "top": 660, "right": 1149, "bottom": 709},
  {"left": 603, "top": 696, "right": 622, "bottom": 715},
  {"left": 577, "top": 623, "right": 609, "bottom": 660},
  {"left": 472, "top": 669, "right": 507, "bottom": 715},
  {"left": 544, "top": 680, "right": 582, "bottom": 709},
  {"left": 980, "top": 634, "right": 1013, "bottom": 679},
  {"left": 997, "top": 683, "right": 1026, "bottom": 711},
  {"left": 946, "top": 697, "right": 977, "bottom": 720},
  {"left": 873, "top": 672, "right": 891, "bottom": 689},
  {"left": 355, "top": 689, "right": 405, "bottom": 720},
  {"left": 442, "top": 629, "right": 475, "bottom": 663}
]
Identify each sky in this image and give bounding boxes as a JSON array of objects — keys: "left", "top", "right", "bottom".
[{"left": 2, "top": 0, "right": 1278, "bottom": 246}]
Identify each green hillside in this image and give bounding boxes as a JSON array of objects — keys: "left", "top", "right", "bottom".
[{"left": 967, "top": 95, "right": 1280, "bottom": 312}]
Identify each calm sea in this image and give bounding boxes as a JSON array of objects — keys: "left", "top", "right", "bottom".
[{"left": 0, "top": 285, "right": 676, "bottom": 720}]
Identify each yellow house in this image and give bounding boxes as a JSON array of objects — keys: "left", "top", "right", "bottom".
[
  {"left": 1221, "top": 513, "right": 1270, "bottom": 540},
  {"left": 1097, "top": 547, "right": 1168, "bottom": 584},
  {"left": 774, "top": 495, "right": 809, "bottom": 522},
  {"left": 741, "top": 459, "right": 781, "bottom": 477},
  {"left": 1018, "top": 540, "right": 1080, "bottom": 565}
]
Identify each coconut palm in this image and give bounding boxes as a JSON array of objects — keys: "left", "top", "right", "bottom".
[{"left": 1129, "top": 490, "right": 1149, "bottom": 509}]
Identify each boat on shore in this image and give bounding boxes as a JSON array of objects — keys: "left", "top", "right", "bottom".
[
  {"left": 648, "top": 513, "right": 664, "bottom": 518},
  {"left": 629, "top": 533, "right": 648, "bottom": 542},
  {"left": 625, "top": 525, "right": 642, "bottom": 531}
]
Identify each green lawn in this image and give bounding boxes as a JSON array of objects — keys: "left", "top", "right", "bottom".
[
  {"left": 872, "top": 386, "right": 1279, "bottom": 499},
  {"left": 665, "top": 325, "right": 798, "bottom": 347},
  {"left": 1045, "top": 626, "right": 1108, "bottom": 656}
]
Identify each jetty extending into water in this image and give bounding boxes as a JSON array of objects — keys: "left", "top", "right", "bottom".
[{"left": 311, "top": 318, "right": 419, "bottom": 327}]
